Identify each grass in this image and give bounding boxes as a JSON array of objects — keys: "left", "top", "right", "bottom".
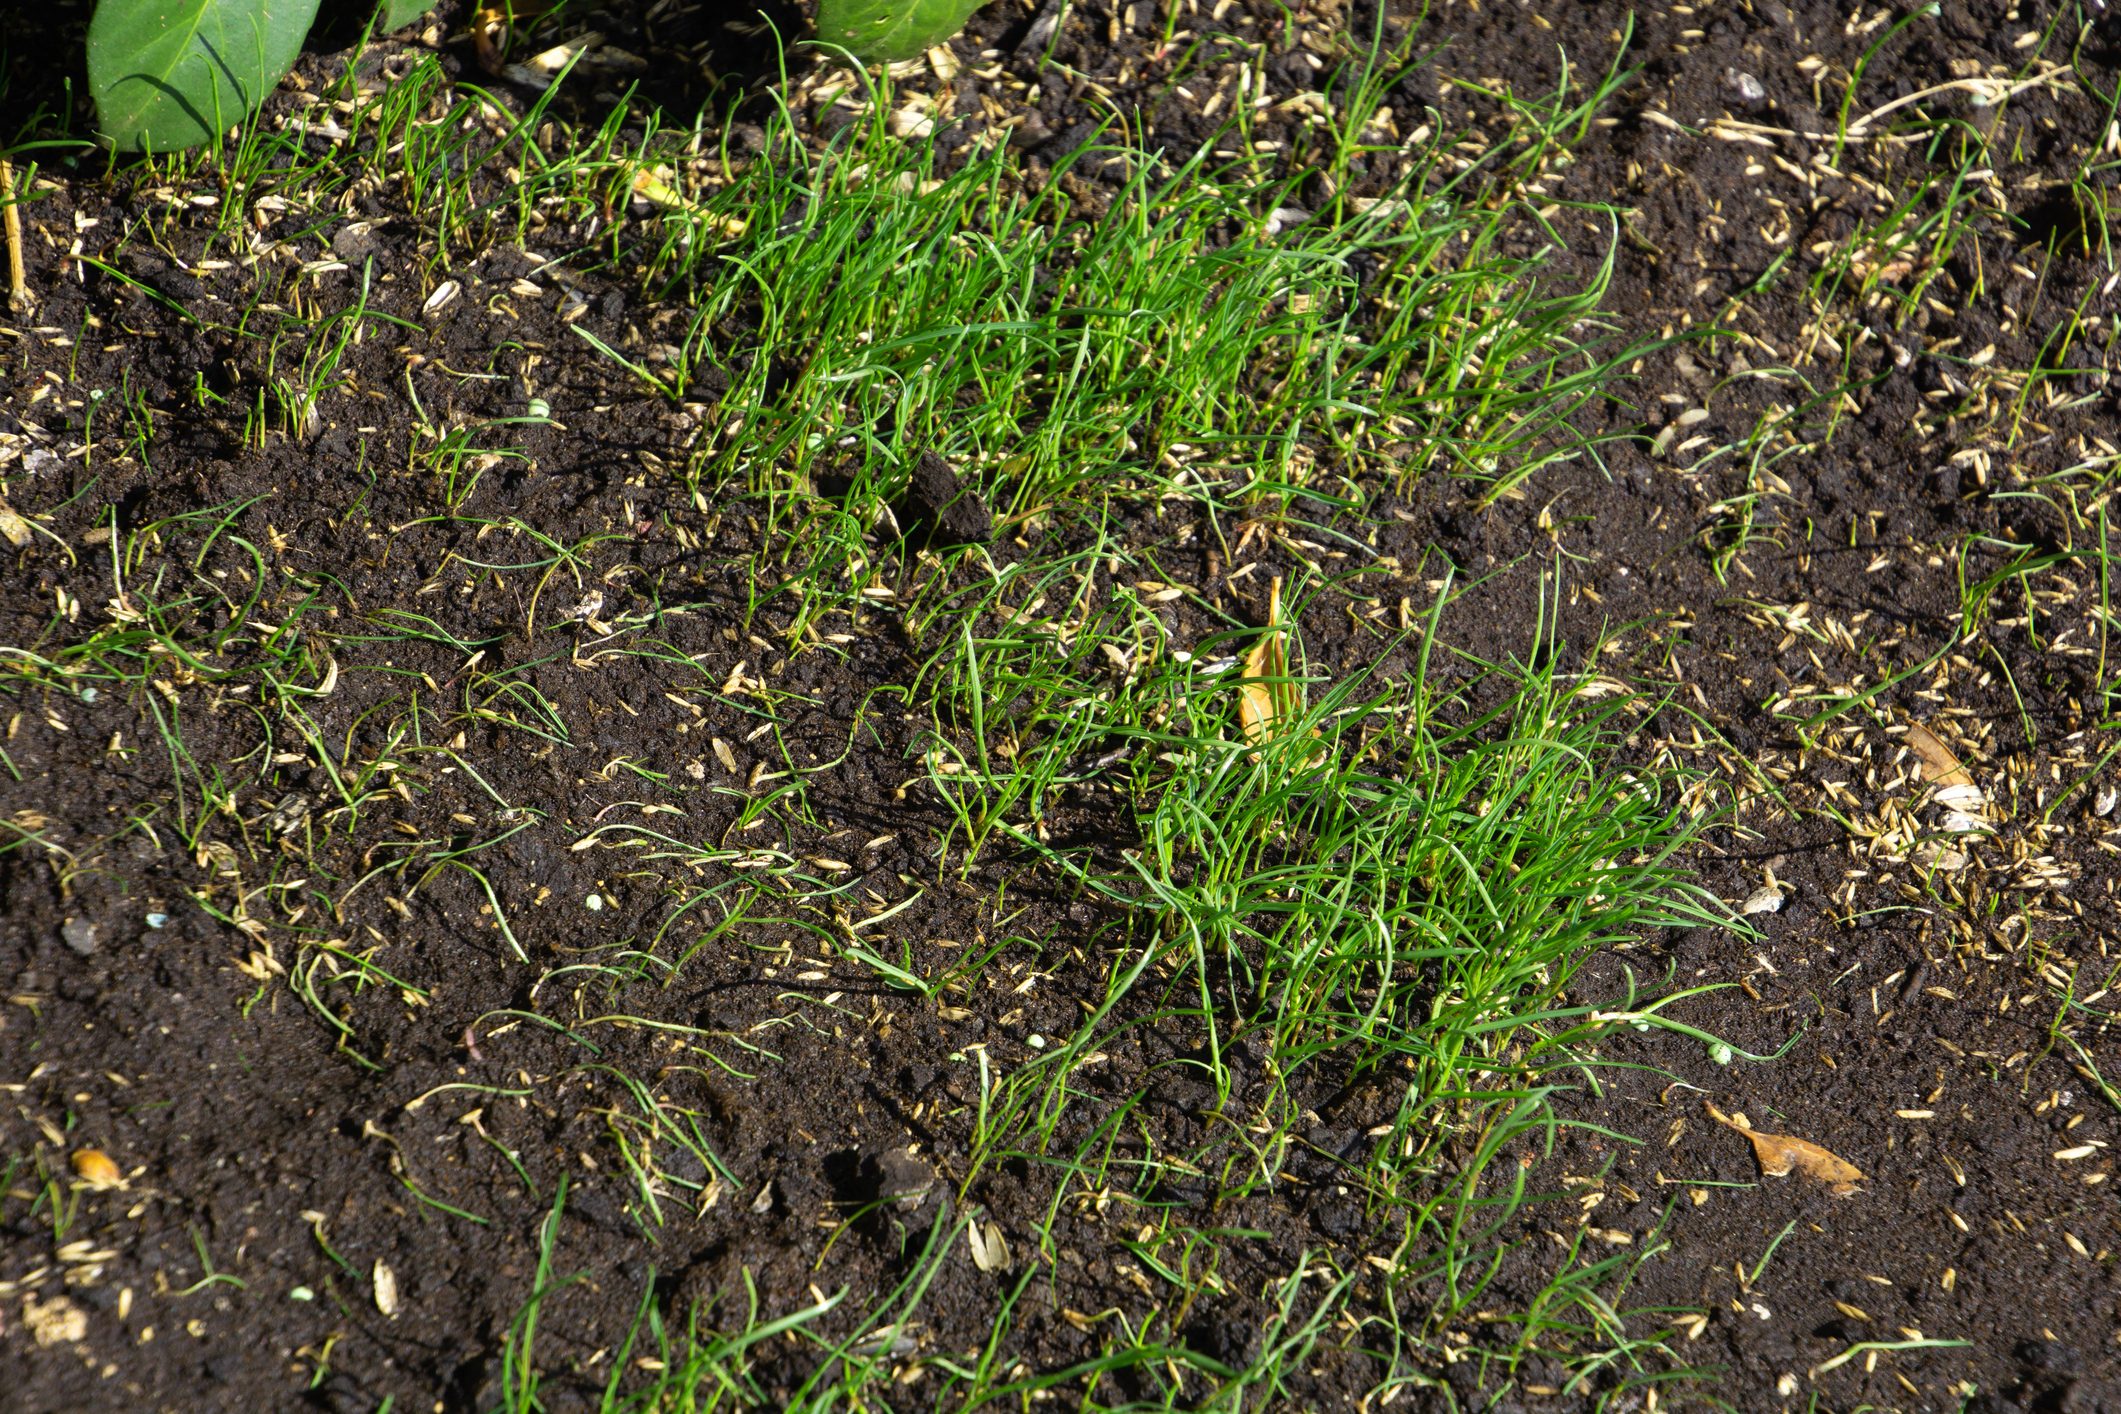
[{"left": 0, "top": 9, "right": 1810, "bottom": 1411}]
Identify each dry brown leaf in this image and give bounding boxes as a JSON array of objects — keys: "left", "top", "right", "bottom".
[
  {"left": 1903, "top": 722, "right": 1973, "bottom": 790},
  {"left": 1706, "top": 1102, "right": 1863, "bottom": 1197},
  {"left": 466, "top": 1, "right": 562, "bottom": 74},
  {"left": 1238, "top": 577, "right": 1297, "bottom": 745},
  {"left": 470, "top": 8, "right": 510, "bottom": 74},
  {"left": 1905, "top": 720, "right": 1986, "bottom": 816}
]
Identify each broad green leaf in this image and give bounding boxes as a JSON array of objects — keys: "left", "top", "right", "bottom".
[
  {"left": 89, "top": 0, "right": 323, "bottom": 154},
  {"left": 815, "top": 0, "right": 983, "bottom": 64},
  {"left": 379, "top": 0, "right": 436, "bottom": 28}
]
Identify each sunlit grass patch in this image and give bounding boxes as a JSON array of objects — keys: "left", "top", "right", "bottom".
[{"left": 709, "top": 577, "right": 1733, "bottom": 1404}]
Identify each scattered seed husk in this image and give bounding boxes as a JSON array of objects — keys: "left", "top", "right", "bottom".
[
  {"left": 0, "top": 499, "right": 31, "bottom": 547},
  {"left": 71, "top": 1148, "right": 122, "bottom": 1189},
  {"left": 373, "top": 1259, "right": 399, "bottom": 1318},
  {"left": 967, "top": 1216, "right": 1012, "bottom": 1273},
  {"left": 1707, "top": 1102, "right": 1863, "bottom": 1197}
]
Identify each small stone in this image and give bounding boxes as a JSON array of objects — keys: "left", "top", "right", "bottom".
[
  {"left": 1008, "top": 110, "right": 1050, "bottom": 150},
  {"left": 331, "top": 221, "right": 385, "bottom": 260},
  {"left": 61, "top": 918, "right": 98, "bottom": 956},
  {"left": 1263, "top": 206, "right": 1311, "bottom": 236},
  {"left": 1740, "top": 886, "right": 1785, "bottom": 916},
  {"left": 874, "top": 1146, "right": 935, "bottom": 1206},
  {"left": 1724, "top": 68, "right": 1766, "bottom": 105},
  {"left": 889, "top": 100, "right": 935, "bottom": 140}
]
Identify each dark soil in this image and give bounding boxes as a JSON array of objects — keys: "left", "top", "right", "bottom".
[{"left": 4, "top": 1, "right": 2121, "bottom": 1411}]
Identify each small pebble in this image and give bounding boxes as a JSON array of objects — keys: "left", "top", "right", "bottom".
[
  {"left": 61, "top": 918, "right": 99, "bottom": 956},
  {"left": 875, "top": 1146, "right": 936, "bottom": 1205}
]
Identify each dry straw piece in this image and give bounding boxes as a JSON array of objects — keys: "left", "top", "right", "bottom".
[{"left": 2, "top": 157, "right": 26, "bottom": 313}]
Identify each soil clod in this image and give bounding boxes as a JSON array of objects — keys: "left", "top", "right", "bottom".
[{"left": 899, "top": 448, "right": 991, "bottom": 546}]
